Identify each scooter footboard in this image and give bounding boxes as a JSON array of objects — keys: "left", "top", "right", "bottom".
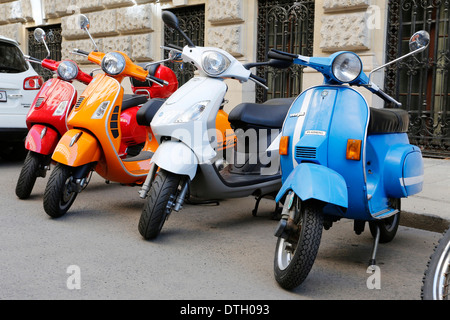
[
  {"left": 384, "top": 144, "right": 424, "bottom": 198},
  {"left": 25, "top": 124, "right": 59, "bottom": 155},
  {"left": 52, "top": 130, "right": 102, "bottom": 167},
  {"left": 275, "top": 163, "right": 348, "bottom": 209}
]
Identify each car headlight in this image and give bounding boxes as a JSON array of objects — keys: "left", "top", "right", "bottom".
[
  {"left": 57, "top": 60, "right": 79, "bottom": 81},
  {"left": 332, "top": 52, "right": 362, "bottom": 83},
  {"left": 175, "top": 101, "right": 209, "bottom": 123},
  {"left": 202, "top": 51, "right": 231, "bottom": 76},
  {"left": 101, "top": 52, "right": 126, "bottom": 76}
]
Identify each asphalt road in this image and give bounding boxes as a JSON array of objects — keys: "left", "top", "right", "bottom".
[{"left": 0, "top": 159, "right": 443, "bottom": 300}]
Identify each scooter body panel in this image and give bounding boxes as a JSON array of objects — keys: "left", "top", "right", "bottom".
[
  {"left": 66, "top": 74, "right": 153, "bottom": 184},
  {"left": 25, "top": 124, "right": 59, "bottom": 155},
  {"left": 282, "top": 85, "right": 371, "bottom": 220},
  {"left": 366, "top": 133, "right": 424, "bottom": 218},
  {"left": 26, "top": 78, "right": 76, "bottom": 135},
  {"left": 52, "top": 129, "right": 102, "bottom": 167},
  {"left": 275, "top": 162, "right": 348, "bottom": 209},
  {"left": 151, "top": 76, "right": 227, "bottom": 163}
]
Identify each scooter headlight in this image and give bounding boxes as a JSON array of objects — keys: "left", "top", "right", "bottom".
[
  {"left": 332, "top": 52, "right": 362, "bottom": 83},
  {"left": 101, "top": 52, "right": 126, "bottom": 76},
  {"left": 202, "top": 51, "right": 231, "bottom": 76},
  {"left": 175, "top": 101, "right": 210, "bottom": 123},
  {"left": 57, "top": 60, "right": 79, "bottom": 81}
]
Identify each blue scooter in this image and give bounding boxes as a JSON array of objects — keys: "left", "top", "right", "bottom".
[{"left": 271, "top": 30, "right": 430, "bottom": 290}]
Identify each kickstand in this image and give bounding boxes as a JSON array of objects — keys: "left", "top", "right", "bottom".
[
  {"left": 369, "top": 224, "right": 380, "bottom": 268},
  {"left": 252, "top": 196, "right": 281, "bottom": 219},
  {"left": 252, "top": 195, "right": 263, "bottom": 217}
]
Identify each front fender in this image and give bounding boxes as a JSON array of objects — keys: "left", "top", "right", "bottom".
[
  {"left": 52, "top": 130, "right": 102, "bottom": 167},
  {"left": 25, "top": 125, "right": 59, "bottom": 155},
  {"left": 276, "top": 163, "right": 348, "bottom": 209},
  {"left": 152, "top": 141, "right": 198, "bottom": 180}
]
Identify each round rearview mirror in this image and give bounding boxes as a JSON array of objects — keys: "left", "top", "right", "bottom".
[
  {"left": 409, "top": 30, "right": 430, "bottom": 51},
  {"left": 162, "top": 11, "right": 180, "bottom": 30},
  {"left": 33, "top": 28, "right": 46, "bottom": 43},
  {"left": 79, "top": 14, "right": 90, "bottom": 30}
]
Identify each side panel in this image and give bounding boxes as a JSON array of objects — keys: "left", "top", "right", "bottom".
[{"left": 24, "top": 124, "right": 59, "bottom": 155}]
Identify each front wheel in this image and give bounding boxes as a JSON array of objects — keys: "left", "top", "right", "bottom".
[
  {"left": 43, "top": 163, "right": 78, "bottom": 218},
  {"left": 422, "top": 229, "right": 450, "bottom": 300},
  {"left": 274, "top": 198, "right": 324, "bottom": 290},
  {"left": 15, "top": 151, "right": 47, "bottom": 199},
  {"left": 138, "top": 169, "right": 182, "bottom": 240}
]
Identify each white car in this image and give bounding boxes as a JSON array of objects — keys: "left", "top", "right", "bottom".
[{"left": 0, "top": 36, "right": 42, "bottom": 160}]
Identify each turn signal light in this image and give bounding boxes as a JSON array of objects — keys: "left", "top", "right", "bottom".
[
  {"left": 346, "top": 139, "right": 362, "bottom": 161},
  {"left": 279, "top": 136, "right": 289, "bottom": 156}
]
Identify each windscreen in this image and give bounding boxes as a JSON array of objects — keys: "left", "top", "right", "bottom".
[{"left": 0, "top": 42, "right": 29, "bottom": 73}]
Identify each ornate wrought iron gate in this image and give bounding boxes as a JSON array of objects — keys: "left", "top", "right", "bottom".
[
  {"left": 385, "top": 1, "right": 450, "bottom": 158},
  {"left": 27, "top": 25, "right": 62, "bottom": 81},
  {"left": 256, "top": 0, "right": 315, "bottom": 103},
  {"left": 164, "top": 5, "right": 205, "bottom": 87}
]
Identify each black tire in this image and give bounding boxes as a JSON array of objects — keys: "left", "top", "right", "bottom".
[
  {"left": 15, "top": 152, "right": 41, "bottom": 199},
  {"left": 274, "top": 198, "right": 324, "bottom": 290},
  {"left": 43, "top": 163, "right": 78, "bottom": 218},
  {"left": 138, "top": 169, "right": 182, "bottom": 240},
  {"left": 369, "top": 212, "right": 400, "bottom": 243},
  {"left": 422, "top": 229, "right": 450, "bottom": 300}
]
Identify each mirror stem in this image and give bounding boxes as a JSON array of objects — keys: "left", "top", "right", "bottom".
[
  {"left": 368, "top": 47, "right": 426, "bottom": 83},
  {"left": 84, "top": 27, "right": 99, "bottom": 52}
]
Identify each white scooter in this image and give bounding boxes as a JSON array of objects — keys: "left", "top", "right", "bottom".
[{"left": 137, "top": 11, "right": 294, "bottom": 240}]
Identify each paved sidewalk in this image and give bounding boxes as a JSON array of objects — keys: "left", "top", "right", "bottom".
[{"left": 401, "top": 157, "right": 450, "bottom": 233}]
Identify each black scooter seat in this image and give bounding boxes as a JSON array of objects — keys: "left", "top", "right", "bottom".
[
  {"left": 228, "top": 98, "right": 295, "bottom": 130},
  {"left": 122, "top": 94, "right": 148, "bottom": 111},
  {"left": 368, "top": 108, "right": 409, "bottom": 134},
  {"left": 136, "top": 98, "right": 166, "bottom": 126}
]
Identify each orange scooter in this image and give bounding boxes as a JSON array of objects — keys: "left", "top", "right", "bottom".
[{"left": 42, "top": 15, "right": 178, "bottom": 218}]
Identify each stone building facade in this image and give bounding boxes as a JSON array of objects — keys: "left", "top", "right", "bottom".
[{"left": 0, "top": 0, "right": 390, "bottom": 109}]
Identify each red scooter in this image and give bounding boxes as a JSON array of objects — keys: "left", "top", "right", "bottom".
[{"left": 15, "top": 28, "right": 93, "bottom": 199}]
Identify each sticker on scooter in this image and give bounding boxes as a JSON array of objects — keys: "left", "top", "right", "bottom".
[{"left": 305, "top": 130, "right": 326, "bottom": 136}]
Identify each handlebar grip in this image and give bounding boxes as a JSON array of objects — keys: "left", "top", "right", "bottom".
[
  {"left": 250, "top": 73, "right": 267, "bottom": 85},
  {"left": 147, "top": 75, "right": 169, "bottom": 87},
  {"left": 267, "top": 49, "right": 297, "bottom": 62},
  {"left": 74, "top": 49, "right": 90, "bottom": 56},
  {"left": 166, "top": 43, "right": 183, "bottom": 51}
]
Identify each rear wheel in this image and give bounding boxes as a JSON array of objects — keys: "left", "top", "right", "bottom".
[
  {"left": 274, "top": 198, "right": 324, "bottom": 290},
  {"left": 43, "top": 163, "right": 78, "bottom": 218},
  {"left": 15, "top": 151, "right": 44, "bottom": 199},
  {"left": 138, "top": 169, "right": 182, "bottom": 240}
]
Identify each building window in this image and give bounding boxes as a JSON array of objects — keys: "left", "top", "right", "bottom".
[
  {"left": 385, "top": 0, "right": 450, "bottom": 157},
  {"left": 256, "top": 0, "right": 315, "bottom": 103}
]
